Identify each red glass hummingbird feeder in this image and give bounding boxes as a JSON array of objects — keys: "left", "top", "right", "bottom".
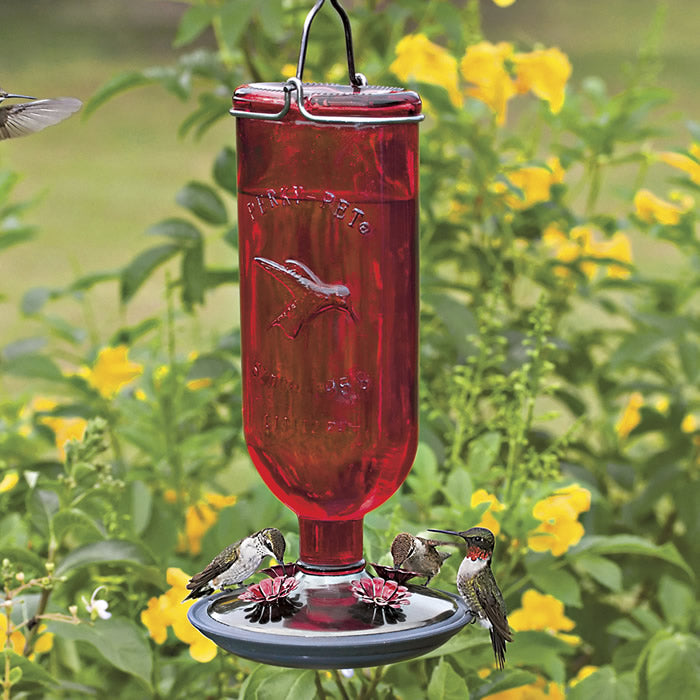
[{"left": 188, "top": 0, "right": 471, "bottom": 668}]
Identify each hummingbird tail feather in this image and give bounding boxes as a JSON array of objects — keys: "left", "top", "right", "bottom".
[{"left": 490, "top": 628, "right": 507, "bottom": 670}]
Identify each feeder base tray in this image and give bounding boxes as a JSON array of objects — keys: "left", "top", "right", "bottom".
[{"left": 188, "top": 570, "right": 473, "bottom": 669}]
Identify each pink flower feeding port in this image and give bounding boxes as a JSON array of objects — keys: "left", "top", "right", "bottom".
[{"left": 188, "top": 0, "right": 472, "bottom": 668}]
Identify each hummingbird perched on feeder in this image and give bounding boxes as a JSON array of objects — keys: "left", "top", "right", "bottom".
[
  {"left": 428, "top": 526, "right": 512, "bottom": 668},
  {"left": 184, "top": 528, "right": 286, "bottom": 601},
  {"left": 390, "top": 532, "right": 455, "bottom": 585},
  {"left": 0, "top": 88, "right": 81, "bottom": 140}
]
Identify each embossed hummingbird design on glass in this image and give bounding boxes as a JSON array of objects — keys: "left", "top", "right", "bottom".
[{"left": 253, "top": 257, "right": 358, "bottom": 338}]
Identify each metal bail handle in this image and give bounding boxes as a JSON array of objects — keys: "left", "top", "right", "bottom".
[{"left": 230, "top": 0, "right": 424, "bottom": 125}]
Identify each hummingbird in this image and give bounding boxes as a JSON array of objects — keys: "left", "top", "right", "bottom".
[
  {"left": 428, "top": 526, "right": 512, "bottom": 669},
  {"left": 0, "top": 89, "right": 81, "bottom": 140},
  {"left": 184, "top": 528, "right": 286, "bottom": 601},
  {"left": 254, "top": 256, "right": 358, "bottom": 339},
  {"left": 390, "top": 532, "right": 454, "bottom": 585}
]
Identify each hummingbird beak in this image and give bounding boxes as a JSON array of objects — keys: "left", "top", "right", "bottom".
[
  {"left": 427, "top": 528, "right": 463, "bottom": 537},
  {"left": 5, "top": 94, "right": 36, "bottom": 100}
]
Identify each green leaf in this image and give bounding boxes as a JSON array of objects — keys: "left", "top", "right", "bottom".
[
  {"left": 0, "top": 228, "right": 36, "bottom": 251},
  {"left": 407, "top": 442, "right": 441, "bottom": 503},
  {"left": 21, "top": 287, "right": 53, "bottom": 314},
  {"left": 29, "top": 489, "right": 60, "bottom": 538},
  {"left": 187, "top": 353, "right": 236, "bottom": 381},
  {"left": 607, "top": 618, "right": 645, "bottom": 641},
  {"left": 420, "top": 631, "right": 489, "bottom": 660},
  {"left": 53, "top": 508, "right": 105, "bottom": 543},
  {"left": 427, "top": 658, "right": 469, "bottom": 699},
  {"left": 9, "top": 665, "right": 22, "bottom": 685},
  {"left": 568, "top": 666, "right": 635, "bottom": 700},
  {"left": 647, "top": 634, "right": 700, "bottom": 699},
  {"left": 175, "top": 181, "right": 227, "bottom": 224},
  {"left": 575, "top": 535, "right": 694, "bottom": 580},
  {"left": 256, "top": 669, "right": 317, "bottom": 700},
  {"left": 213, "top": 146, "right": 237, "bottom": 195},
  {"left": 1, "top": 353, "right": 64, "bottom": 381},
  {"left": 239, "top": 666, "right": 316, "bottom": 700},
  {"left": 0, "top": 546, "right": 45, "bottom": 576},
  {"left": 474, "top": 670, "right": 539, "bottom": 699},
  {"left": 2, "top": 336, "right": 47, "bottom": 360},
  {"left": 130, "top": 480, "right": 153, "bottom": 536},
  {"left": 120, "top": 243, "right": 180, "bottom": 304},
  {"left": 527, "top": 563, "right": 582, "bottom": 607},
  {"left": 47, "top": 619, "right": 152, "bottom": 687},
  {"left": 0, "top": 651, "right": 55, "bottom": 688},
  {"left": 657, "top": 575, "right": 695, "bottom": 628},
  {"left": 466, "top": 431, "right": 502, "bottom": 477},
  {"left": 174, "top": 5, "right": 217, "bottom": 47},
  {"left": 573, "top": 553, "right": 622, "bottom": 592},
  {"left": 56, "top": 539, "right": 154, "bottom": 576},
  {"left": 84, "top": 71, "right": 154, "bottom": 117},
  {"left": 146, "top": 217, "right": 202, "bottom": 247},
  {"left": 444, "top": 467, "right": 473, "bottom": 509},
  {"left": 181, "top": 240, "right": 205, "bottom": 308}
]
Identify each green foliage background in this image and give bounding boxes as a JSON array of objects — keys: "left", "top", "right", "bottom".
[{"left": 1, "top": 1, "right": 698, "bottom": 698}]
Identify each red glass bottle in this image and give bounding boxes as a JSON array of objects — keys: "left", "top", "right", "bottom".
[{"left": 235, "top": 82, "right": 422, "bottom": 571}]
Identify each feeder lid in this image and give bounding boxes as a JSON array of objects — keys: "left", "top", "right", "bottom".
[{"left": 232, "top": 80, "right": 423, "bottom": 124}]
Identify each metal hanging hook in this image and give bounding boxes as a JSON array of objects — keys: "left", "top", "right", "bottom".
[{"left": 296, "top": 0, "right": 364, "bottom": 87}]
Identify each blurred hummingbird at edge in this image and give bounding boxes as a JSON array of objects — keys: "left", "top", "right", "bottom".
[{"left": 0, "top": 88, "right": 81, "bottom": 139}]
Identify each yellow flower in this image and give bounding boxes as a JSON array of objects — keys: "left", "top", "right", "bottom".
[
  {"left": 140, "top": 567, "right": 217, "bottom": 662},
  {"left": 659, "top": 148, "right": 700, "bottom": 185},
  {"left": 281, "top": 63, "right": 296, "bottom": 78},
  {"left": 471, "top": 489, "right": 505, "bottom": 536},
  {"left": 0, "top": 471, "right": 20, "bottom": 493},
  {"left": 528, "top": 484, "right": 591, "bottom": 556},
  {"left": 594, "top": 232, "right": 633, "bottom": 279},
  {"left": 0, "top": 613, "right": 25, "bottom": 654},
  {"left": 634, "top": 188, "right": 693, "bottom": 225},
  {"left": 391, "top": 34, "right": 462, "bottom": 108},
  {"left": 31, "top": 624, "right": 54, "bottom": 657},
  {"left": 509, "top": 589, "right": 578, "bottom": 645},
  {"left": 655, "top": 397, "right": 670, "bottom": 415},
  {"left": 460, "top": 41, "right": 516, "bottom": 124},
  {"left": 569, "top": 666, "right": 599, "bottom": 687},
  {"left": 82, "top": 346, "right": 143, "bottom": 399},
  {"left": 40, "top": 416, "right": 88, "bottom": 460},
  {"left": 186, "top": 378, "right": 212, "bottom": 391},
  {"left": 544, "top": 224, "right": 633, "bottom": 280},
  {"left": 178, "top": 493, "right": 237, "bottom": 555},
  {"left": 681, "top": 414, "right": 697, "bottom": 433},
  {"left": 616, "top": 392, "right": 643, "bottom": 439},
  {"left": 492, "top": 0, "right": 516, "bottom": 6},
  {"left": 498, "top": 157, "right": 564, "bottom": 209},
  {"left": 484, "top": 676, "right": 565, "bottom": 699},
  {"left": 514, "top": 48, "right": 571, "bottom": 114}
]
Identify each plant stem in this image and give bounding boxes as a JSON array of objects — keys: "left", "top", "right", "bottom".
[
  {"left": 332, "top": 670, "right": 351, "bottom": 700},
  {"left": 359, "top": 666, "right": 385, "bottom": 700},
  {"left": 22, "top": 541, "right": 56, "bottom": 657},
  {"left": 314, "top": 671, "right": 328, "bottom": 700}
]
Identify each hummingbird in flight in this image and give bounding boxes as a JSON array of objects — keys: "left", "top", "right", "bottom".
[
  {"left": 254, "top": 256, "right": 358, "bottom": 339},
  {"left": 428, "top": 526, "right": 512, "bottom": 668},
  {"left": 0, "top": 89, "right": 81, "bottom": 140},
  {"left": 390, "top": 532, "right": 455, "bottom": 585},
  {"left": 184, "top": 528, "right": 286, "bottom": 601}
]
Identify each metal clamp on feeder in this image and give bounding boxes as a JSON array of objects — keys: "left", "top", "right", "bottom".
[{"left": 229, "top": 0, "right": 425, "bottom": 125}]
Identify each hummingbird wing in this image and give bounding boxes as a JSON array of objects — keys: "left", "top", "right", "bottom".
[
  {"left": 476, "top": 568, "right": 513, "bottom": 644},
  {"left": 0, "top": 98, "right": 82, "bottom": 140},
  {"left": 184, "top": 540, "right": 241, "bottom": 599},
  {"left": 253, "top": 257, "right": 314, "bottom": 295},
  {"left": 284, "top": 259, "right": 323, "bottom": 285}
]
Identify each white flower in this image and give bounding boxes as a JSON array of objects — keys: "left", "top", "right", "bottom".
[
  {"left": 340, "top": 669, "right": 354, "bottom": 678},
  {"left": 82, "top": 586, "right": 111, "bottom": 620}
]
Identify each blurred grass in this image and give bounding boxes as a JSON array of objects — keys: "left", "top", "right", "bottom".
[{"left": 0, "top": 0, "right": 697, "bottom": 348}]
